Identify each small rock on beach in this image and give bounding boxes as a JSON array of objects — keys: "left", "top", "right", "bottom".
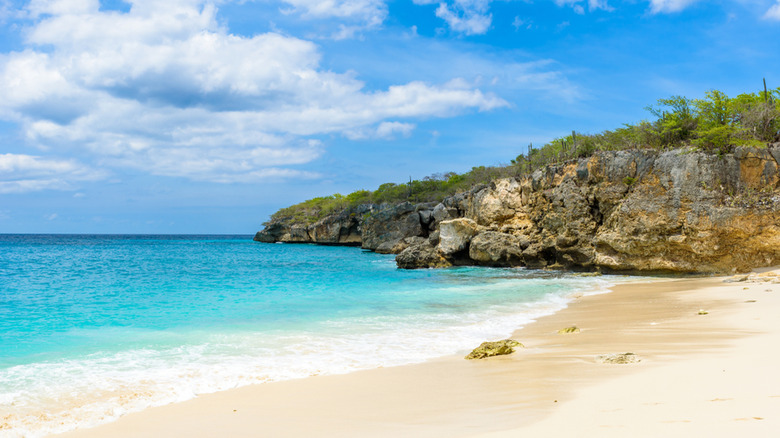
[
  {"left": 596, "top": 352, "right": 641, "bottom": 364},
  {"left": 558, "top": 326, "right": 581, "bottom": 334},
  {"left": 465, "top": 339, "right": 523, "bottom": 360}
]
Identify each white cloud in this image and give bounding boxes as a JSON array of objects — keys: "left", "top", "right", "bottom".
[
  {"left": 0, "top": 0, "right": 12, "bottom": 23},
  {"left": 413, "top": 0, "right": 492, "bottom": 35},
  {"left": 279, "top": 0, "right": 388, "bottom": 38},
  {"left": 281, "top": 0, "right": 387, "bottom": 26},
  {"left": 765, "top": 1, "right": 780, "bottom": 20},
  {"left": 554, "top": 0, "right": 613, "bottom": 13},
  {"left": 26, "top": 0, "right": 97, "bottom": 18},
  {"left": 376, "top": 121, "right": 415, "bottom": 138},
  {"left": 0, "top": 0, "right": 505, "bottom": 187},
  {"left": 0, "top": 153, "right": 107, "bottom": 193},
  {"left": 418, "top": 1, "right": 617, "bottom": 34},
  {"left": 588, "top": 0, "right": 612, "bottom": 11},
  {"left": 435, "top": 1, "right": 492, "bottom": 35},
  {"left": 647, "top": 0, "right": 699, "bottom": 14},
  {"left": 344, "top": 121, "right": 416, "bottom": 140}
]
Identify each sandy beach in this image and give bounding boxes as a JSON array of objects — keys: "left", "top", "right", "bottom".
[{"left": 58, "top": 270, "right": 780, "bottom": 438}]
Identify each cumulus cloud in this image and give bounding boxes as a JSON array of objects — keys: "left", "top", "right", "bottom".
[
  {"left": 765, "top": 1, "right": 780, "bottom": 20},
  {"left": 0, "top": 153, "right": 107, "bottom": 193},
  {"left": 647, "top": 0, "right": 699, "bottom": 14},
  {"left": 0, "top": 0, "right": 505, "bottom": 188}
]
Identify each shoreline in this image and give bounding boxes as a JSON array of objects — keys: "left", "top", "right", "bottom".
[{"left": 57, "top": 271, "right": 780, "bottom": 437}]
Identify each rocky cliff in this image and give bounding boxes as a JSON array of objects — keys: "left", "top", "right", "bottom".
[{"left": 256, "top": 146, "right": 780, "bottom": 274}]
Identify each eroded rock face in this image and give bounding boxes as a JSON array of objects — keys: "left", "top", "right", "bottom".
[
  {"left": 285, "top": 225, "right": 311, "bottom": 243},
  {"left": 361, "top": 202, "right": 424, "bottom": 251},
  {"left": 254, "top": 205, "right": 368, "bottom": 246},
  {"left": 254, "top": 223, "right": 283, "bottom": 243},
  {"left": 308, "top": 213, "right": 362, "bottom": 245}
]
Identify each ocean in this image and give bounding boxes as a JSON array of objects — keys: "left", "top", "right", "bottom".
[{"left": 1, "top": 234, "right": 619, "bottom": 437}]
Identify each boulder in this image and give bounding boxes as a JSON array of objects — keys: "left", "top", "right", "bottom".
[
  {"left": 432, "top": 202, "right": 458, "bottom": 224},
  {"left": 396, "top": 241, "right": 452, "bottom": 269},
  {"left": 465, "top": 339, "right": 523, "bottom": 360},
  {"left": 468, "top": 231, "right": 526, "bottom": 266},
  {"left": 428, "top": 230, "right": 440, "bottom": 246},
  {"left": 438, "top": 218, "right": 479, "bottom": 256},
  {"left": 418, "top": 208, "right": 434, "bottom": 228}
]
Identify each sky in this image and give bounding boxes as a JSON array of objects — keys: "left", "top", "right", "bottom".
[{"left": 1, "top": 0, "right": 779, "bottom": 234}]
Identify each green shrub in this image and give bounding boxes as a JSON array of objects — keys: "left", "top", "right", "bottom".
[{"left": 268, "top": 85, "right": 780, "bottom": 227}]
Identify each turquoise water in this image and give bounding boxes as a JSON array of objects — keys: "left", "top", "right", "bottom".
[{"left": 0, "top": 235, "right": 615, "bottom": 436}]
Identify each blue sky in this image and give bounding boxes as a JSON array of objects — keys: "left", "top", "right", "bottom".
[{"left": 1, "top": 0, "right": 779, "bottom": 234}]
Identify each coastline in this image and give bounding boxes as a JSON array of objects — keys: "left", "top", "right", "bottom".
[{"left": 57, "top": 271, "right": 780, "bottom": 437}]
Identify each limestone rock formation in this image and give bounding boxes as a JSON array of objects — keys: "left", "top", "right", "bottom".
[
  {"left": 397, "top": 146, "right": 780, "bottom": 273},
  {"left": 256, "top": 146, "right": 780, "bottom": 274},
  {"left": 465, "top": 339, "right": 523, "bottom": 360}
]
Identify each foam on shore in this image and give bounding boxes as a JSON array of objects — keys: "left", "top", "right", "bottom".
[{"left": 1, "top": 273, "right": 622, "bottom": 437}]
